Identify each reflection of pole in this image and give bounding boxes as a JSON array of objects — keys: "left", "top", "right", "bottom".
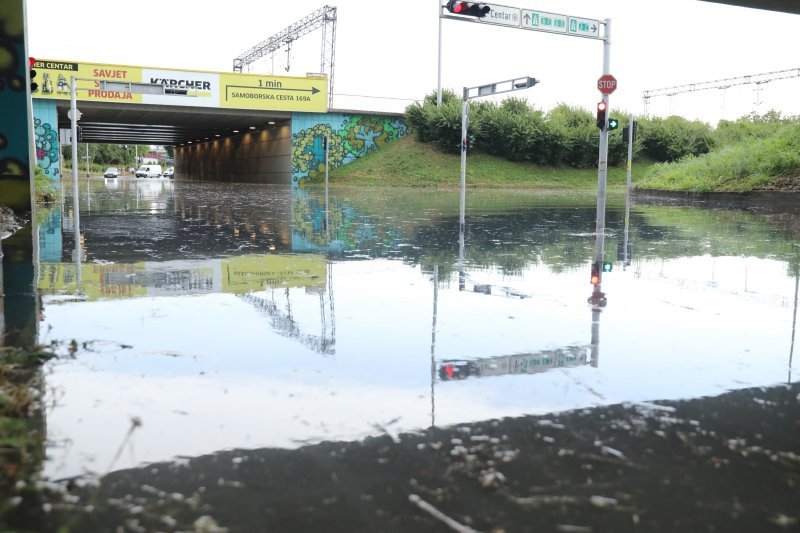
[
  {"left": 430, "top": 265, "right": 438, "bottom": 428},
  {"left": 623, "top": 114, "right": 633, "bottom": 271},
  {"left": 459, "top": 92, "right": 468, "bottom": 237},
  {"left": 790, "top": 267, "right": 798, "bottom": 384},
  {"left": 590, "top": 308, "right": 600, "bottom": 368},
  {"left": 458, "top": 224, "right": 465, "bottom": 291}
]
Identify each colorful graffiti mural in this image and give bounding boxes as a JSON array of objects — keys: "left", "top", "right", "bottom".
[
  {"left": 0, "top": 0, "right": 34, "bottom": 212},
  {"left": 34, "top": 115, "right": 60, "bottom": 180},
  {"left": 291, "top": 113, "right": 407, "bottom": 187}
]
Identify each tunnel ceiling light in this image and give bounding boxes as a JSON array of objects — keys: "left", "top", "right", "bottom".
[
  {"left": 215, "top": 134, "right": 221, "bottom": 137},
  {"left": 267, "top": 121, "right": 276, "bottom": 125},
  {"left": 233, "top": 129, "right": 239, "bottom": 133},
  {"left": 249, "top": 126, "right": 257, "bottom": 130}
]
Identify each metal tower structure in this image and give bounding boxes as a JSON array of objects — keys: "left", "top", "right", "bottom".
[
  {"left": 642, "top": 67, "right": 800, "bottom": 116},
  {"left": 232, "top": 5, "right": 337, "bottom": 108}
]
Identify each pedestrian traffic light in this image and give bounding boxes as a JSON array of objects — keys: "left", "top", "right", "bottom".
[
  {"left": 445, "top": 1, "right": 491, "bottom": 18},
  {"left": 29, "top": 57, "right": 38, "bottom": 93},
  {"left": 590, "top": 261, "right": 600, "bottom": 285},
  {"left": 608, "top": 117, "right": 619, "bottom": 131},
  {"left": 596, "top": 101, "right": 607, "bottom": 130},
  {"left": 602, "top": 261, "right": 613, "bottom": 272}
]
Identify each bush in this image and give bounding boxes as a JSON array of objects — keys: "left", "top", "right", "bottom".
[{"left": 638, "top": 116, "right": 714, "bottom": 162}]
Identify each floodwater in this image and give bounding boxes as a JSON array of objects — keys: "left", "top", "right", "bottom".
[{"left": 37, "top": 177, "right": 799, "bottom": 486}]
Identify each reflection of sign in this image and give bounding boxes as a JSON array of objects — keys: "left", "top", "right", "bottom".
[
  {"left": 32, "top": 58, "right": 328, "bottom": 112},
  {"left": 221, "top": 254, "right": 327, "bottom": 294},
  {"left": 439, "top": 345, "right": 589, "bottom": 381},
  {"left": 39, "top": 254, "right": 327, "bottom": 300}
]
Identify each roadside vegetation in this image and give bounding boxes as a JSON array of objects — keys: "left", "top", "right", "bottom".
[
  {"left": 319, "top": 91, "right": 800, "bottom": 193},
  {"left": 34, "top": 166, "right": 59, "bottom": 203}
]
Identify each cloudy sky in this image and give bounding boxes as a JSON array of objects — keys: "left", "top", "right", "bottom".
[{"left": 26, "top": 0, "right": 800, "bottom": 124}]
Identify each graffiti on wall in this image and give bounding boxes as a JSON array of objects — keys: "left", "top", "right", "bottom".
[
  {"left": 34, "top": 117, "right": 60, "bottom": 179},
  {"left": 0, "top": 0, "right": 31, "bottom": 188},
  {"left": 291, "top": 114, "right": 407, "bottom": 187}
]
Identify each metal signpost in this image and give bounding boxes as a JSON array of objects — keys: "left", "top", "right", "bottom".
[
  {"left": 438, "top": 2, "right": 614, "bottom": 305},
  {"left": 458, "top": 76, "right": 538, "bottom": 286}
]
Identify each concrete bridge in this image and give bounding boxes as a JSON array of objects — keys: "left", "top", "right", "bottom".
[{"left": 30, "top": 58, "right": 407, "bottom": 187}]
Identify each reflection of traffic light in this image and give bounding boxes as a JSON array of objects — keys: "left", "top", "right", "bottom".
[
  {"left": 602, "top": 261, "right": 613, "bottom": 272},
  {"left": 596, "top": 101, "right": 607, "bottom": 130},
  {"left": 29, "top": 57, "right": 38, "bottom": 93},
  {"left": 590, "top": 261, "right": 600, "bottom": 285},
  {"left": 445, "top": 1, "right": 491, "bottom": 17},
  {"left": 439, "top": 361, "right": 473, "bottom": 380}
]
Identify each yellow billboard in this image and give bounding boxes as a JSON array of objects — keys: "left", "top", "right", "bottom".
[
  {"left": 218, "top": 73, "right": 327, "bottom": 112},
  {"left": 32, "top": 59, "right": 328, "bottom": 112}
]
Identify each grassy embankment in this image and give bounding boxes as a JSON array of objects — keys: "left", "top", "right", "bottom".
[
  {"left": 313, "top": 123, "right": 800, "bottom": 193},
  {"left": 313, "top": 136, "right": 653, "bottom": 189},
  {"left": 632, "top": 122, "right": 800, "bottom": 193}
]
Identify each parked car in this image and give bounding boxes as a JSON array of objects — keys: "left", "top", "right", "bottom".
[
  {"left": 135, "top": 165, "right": 162, "bottom": 178},
  {"left": 104, "top": 167, "right": 120, "bottom": 178},
  {"left": 163, "top": 167, "right": 174, "bottom": 179}
]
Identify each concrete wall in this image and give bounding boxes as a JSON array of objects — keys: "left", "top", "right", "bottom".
[
  {"left": 32, "top": 98, "right": 60, "bottom": 183},
  {"left": 0, "top": 0, "right": 36, "bottom": 214},
  {"left": 174, "top": 123, "right": 292, "bottom": 184}
]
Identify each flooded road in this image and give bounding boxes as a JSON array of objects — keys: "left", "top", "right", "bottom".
[
  {"left": 23, "top": 177, "right": 800, "bottom": 530},
  {"left": 37, "top": 178, "right": 799, "bottom": 476}
]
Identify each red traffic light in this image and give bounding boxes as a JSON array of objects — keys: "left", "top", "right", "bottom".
[
  {"left": 590, "top": 261, "right": 600, "bottom": 285},
  {"left": 596, "top": 101, "right": 607, "bottom": 130},
  {"left": 445, "top": 1, "right": 490, "bottom": 17},
  {"left": 29, "top": 57, "right": 36, "bottom": 68}
]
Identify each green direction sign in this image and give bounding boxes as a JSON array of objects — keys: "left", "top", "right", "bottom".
[
  {"left": 520, "top": 9, "right": 567, "bottom": 34},
  {"left": 568, "top": 16, "right": 600, "bottom": 38}
]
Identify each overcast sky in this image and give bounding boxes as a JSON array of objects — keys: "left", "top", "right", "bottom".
[{"left": 26, "top": 0, "right": 800, "bottom": 125}]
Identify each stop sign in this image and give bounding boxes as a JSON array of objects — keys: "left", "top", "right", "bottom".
[{"left": 597, "top": 74, "right": 617, "bottom": 94}]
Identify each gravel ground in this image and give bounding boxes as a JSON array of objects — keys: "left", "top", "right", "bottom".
[{"left": 5, "top": 381, "right": 795, "bottom": 532}]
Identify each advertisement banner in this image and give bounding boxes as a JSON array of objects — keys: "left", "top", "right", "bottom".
[{"left": 32, "top": 59, "right": 328, "bottom": 112}]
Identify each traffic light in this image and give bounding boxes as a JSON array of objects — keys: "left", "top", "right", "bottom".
[
  {"left": 590, "top": 261, "right": 600, "bottom": 285},
  {"left": 29, "top": 57, "right": 38, "bottom": 93},
  {"left": 596, "top": 101, "right": 607, "bottom": 130},
  {"left": 608, "top": 117, "right": 619, "bottom": 131},
  {"left": 622, "top": 122, "right": 638, "bottom": 141},
  {"left": 602, "top": 261, "right": 613, "bottom": 272},
  {"left": 445, "top": 1, "right": 491, "bottom": 17}
]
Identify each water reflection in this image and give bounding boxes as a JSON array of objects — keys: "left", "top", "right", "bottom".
[{"left": 35, "top": 178, "right": 800, "bottom": 480}]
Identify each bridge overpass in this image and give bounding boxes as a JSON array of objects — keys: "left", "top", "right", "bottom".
[{"left": 31, "top": 58, "right": 406, "bottom": 186}]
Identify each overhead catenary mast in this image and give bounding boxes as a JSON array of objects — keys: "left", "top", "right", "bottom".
[
  {"left": 642, "top": 67, "right": 800, "bottom": 116},
  {"left": 232, "top": 5, "right": 337, "bottom": 109}
]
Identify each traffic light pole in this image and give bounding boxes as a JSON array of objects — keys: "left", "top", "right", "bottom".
[
  {"left": 459, "top": 93, "right": 468, "bottom": 236},
  {"left": 591, "top": 18, "right": 611, "bottom": 305}
]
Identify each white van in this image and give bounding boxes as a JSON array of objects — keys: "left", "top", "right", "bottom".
[{"left": 135, "top": 164, "right": 162, "bottom": 178}]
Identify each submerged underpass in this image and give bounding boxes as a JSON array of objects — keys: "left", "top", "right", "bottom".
[{"left": 31, "top": 58, "right": 408, "bottom": 187}]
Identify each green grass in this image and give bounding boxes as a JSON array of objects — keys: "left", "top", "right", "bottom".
[
  {"left": 308, "top": 136, "right": 653, "bottom": 190},
  {"left": 637, "top": 122, "right": 800, "bottom": 193}
]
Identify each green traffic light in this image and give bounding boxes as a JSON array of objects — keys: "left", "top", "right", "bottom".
[
  {"left": 608, "top": 118, "right": 619, "bottom": 131},
  {"left": 602, "top": 261, "right": 613, "bottom": 272}
]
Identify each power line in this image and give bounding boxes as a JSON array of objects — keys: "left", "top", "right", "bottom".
[{"left": 642, "top": 67, "right": 800, "bottom": 115}]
